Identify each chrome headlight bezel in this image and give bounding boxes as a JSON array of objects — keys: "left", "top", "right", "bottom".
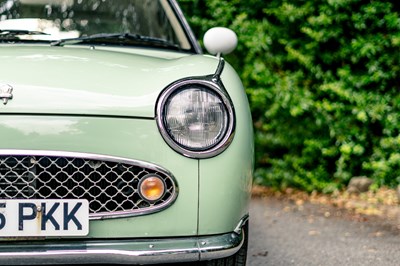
[{"left": 156, "top": 79, "right": 235, "bottom": 159}]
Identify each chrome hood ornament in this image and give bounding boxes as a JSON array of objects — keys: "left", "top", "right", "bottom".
[{"left": 0, "top": 84, "right": 13, "bottom": 105}]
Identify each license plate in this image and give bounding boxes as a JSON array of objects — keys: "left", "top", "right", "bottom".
[{"left": 0, "top": 199, "right": 89, "bottom": 237}]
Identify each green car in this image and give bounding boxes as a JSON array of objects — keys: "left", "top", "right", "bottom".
[{"left": 0, "top": 0, "right": 253, "bottom": 265}]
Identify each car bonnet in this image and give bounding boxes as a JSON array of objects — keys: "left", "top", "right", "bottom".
[{"left": 0, "top": 45, "right": 219, "bottom": 118}]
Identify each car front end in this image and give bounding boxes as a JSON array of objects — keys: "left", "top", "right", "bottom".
[{"left": 0, "top": 0, "right": 253, "bottom": 265}]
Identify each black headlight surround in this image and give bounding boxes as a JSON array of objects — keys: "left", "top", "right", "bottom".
[{"left": 156, "top": 78, "right": 235, "bottom": 159}]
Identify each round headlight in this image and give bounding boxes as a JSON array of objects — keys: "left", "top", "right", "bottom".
[{"left": 156, "top": 80, "right": 235, "bottom": 158}]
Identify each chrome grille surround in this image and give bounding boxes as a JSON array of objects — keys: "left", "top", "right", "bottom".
[{"left": 0, "top": 150, "right": 178, "bottom": 220}]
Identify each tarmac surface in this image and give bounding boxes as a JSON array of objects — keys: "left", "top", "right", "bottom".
[{"left": 248, "top": 196, "right": 400, "bottom": 265}]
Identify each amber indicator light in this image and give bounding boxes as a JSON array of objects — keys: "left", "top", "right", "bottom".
[{"left": 139, "top": 176, "right": 166, "bottom": 202}]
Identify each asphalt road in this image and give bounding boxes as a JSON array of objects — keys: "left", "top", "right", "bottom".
[{"left": 248, "top": 196, "right": 400, "bottom": 265}]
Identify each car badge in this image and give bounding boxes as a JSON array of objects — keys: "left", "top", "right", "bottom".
[{"left": 0, "top": 84, "right": 13, "bottom": 105}]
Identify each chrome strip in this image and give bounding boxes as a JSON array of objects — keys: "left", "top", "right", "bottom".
[
  {"left": 169, "top": 0, "right": 202, "bottom": 54},
  {"left": 0, "top": 231, "right": 244, "bottom": 265},
  {"left": 212, "top": 58, "right": 225, "bottom": 83},
  {"left": 155, "top": 78, "right": 236, "bottom": 159},
  {"left": 234, "top": 214, "right": 249, "bottom": 235},
  {"left": 0, "top": 149, "right": 179, "bottom": 220}
]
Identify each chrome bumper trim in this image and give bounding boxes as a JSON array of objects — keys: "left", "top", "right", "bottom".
[{"left": 0, "top": 231, "right": 244, "bottom": 265}]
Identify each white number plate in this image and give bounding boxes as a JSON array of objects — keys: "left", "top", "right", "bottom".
[{"left": 0, "top": 199, "right": 89, "bottom": 237}]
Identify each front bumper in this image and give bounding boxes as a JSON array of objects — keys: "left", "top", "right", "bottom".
[{"left": 0, "top": 230, "right": 244, "bottom": 265}]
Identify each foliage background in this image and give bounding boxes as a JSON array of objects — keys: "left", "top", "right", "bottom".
[{"left": 179, "top": 0, "right": 400, "bottom": 192}]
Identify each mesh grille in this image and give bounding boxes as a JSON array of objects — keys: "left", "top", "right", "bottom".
[{"left": 0, "top": 155, "right": 176, "bottom": 218}]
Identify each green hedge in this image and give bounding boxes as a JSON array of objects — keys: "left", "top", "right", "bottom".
[{"left": 180, "top": 0, "right": 400, "bottom": 192}]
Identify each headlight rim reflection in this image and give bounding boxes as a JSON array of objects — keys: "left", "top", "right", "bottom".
[
  {"left": 164, "top": 86, "right": 229, "bottom": 151},
  {"left": 156, "top": 79, "right": 235, "bottom": 159}
]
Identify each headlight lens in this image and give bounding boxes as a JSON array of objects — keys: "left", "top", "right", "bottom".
[
  {"left": 157, "top": 80, "right": 235, "bottom": 158},
  {"left": 165, "top": 87, "right": 228, "bottom": 150}
]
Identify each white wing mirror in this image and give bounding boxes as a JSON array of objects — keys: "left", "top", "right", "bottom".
[{"left": 203, "top": 27, "right": 238, "bottom": 57}]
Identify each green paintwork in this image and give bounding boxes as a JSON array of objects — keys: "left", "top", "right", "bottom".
[
  {"left": 0, "top": 43, "right": 253, "bottom": 239},
  {"left": 0, "top": 115, "right": 198, "bottom": 238},
  {"left": 0, "top": 45, "right": 219, "bottom": 118},
  {"left": 198, "top": 61, "right": 254, "bottom": 235}
]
